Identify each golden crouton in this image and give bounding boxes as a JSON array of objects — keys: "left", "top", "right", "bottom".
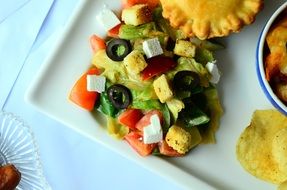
[
  {"left": 121, "top": 4, "right": 152, "bottom": 26},
  {"left": 123, "top": 50, "right": 147, "bottom": 74},
  {"left": 173, "top": 40, "right": 196, "bottom": 57},
  {"left": 165, "top": 125, "right": 192, "bottom": 154},
  {"left": 153, "top": 74, "right": 173, "bottom": 103}
]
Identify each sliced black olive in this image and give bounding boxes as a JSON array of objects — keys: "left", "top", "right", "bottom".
[
  {"left": 106, "top": 39, "right": 131, "bottom": 61},
  {"left": 107, "top": 84, "right": 132, "bottom": 109},
  {"left": 173, "top": 71, "right": 200, "bottom": 91},
  {"left": 183, "top": 93, "right": 207, "bottom": 111}
]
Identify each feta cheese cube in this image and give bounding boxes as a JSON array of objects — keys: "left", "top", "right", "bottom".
[
  {"left": 87, "top": 75, "right": 106, "bottom": 93},
  {"left": 150, "top": 114, "right": 161, "bottom": 127},
  {"left": 96, "top": 7, "right": 121, "bottom": 31},
  {"left": 206, "top": 60, "right": 221, "bottom": 84},
  {"left": 143, "top": 115, "right": 163, "bottom": 144},
  {"left": 142, "top": 38, "right": 163, "bottom": 58},
  {"left": 153, "top": 74, "right": 173, "bottom": 103}
]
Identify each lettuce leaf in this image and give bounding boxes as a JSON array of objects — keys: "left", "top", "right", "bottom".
[
  {"left": 119, "top": 22, "right": 168, "bottom": 45},
  {"left": 92, "top": 49, "right": 154, "bottom": 90},
  {"left": 152, "top": 7, "right": 187, "bottom": 41},
  {"left": 97, "top": 92, "right": 119, "bottom": 118},
  {"left": 200, "top": 87, "right": 224, "bottom": 144},
  {"left": 190, "top": 37, "right": 224, "bottom": 51},
  {"left": 195, "top": 47, "right": 215, "bottom": 65},
  {"left": 166, "top": 57, "right": 211, "bottom": 87},
  {"left": 92, "top": 50, "right": 129, "bottom": 83},
  {"left": 106, "top": 116, "right": 129, "bottom": 139}
]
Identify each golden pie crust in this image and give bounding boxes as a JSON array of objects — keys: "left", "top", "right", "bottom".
[{"left": 160, "top": 0, "right": 263, "bottom": 39}]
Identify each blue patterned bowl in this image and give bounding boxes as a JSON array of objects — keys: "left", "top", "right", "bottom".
[{"left": 256, "top": 2, "right": 287, "bottom": 115}]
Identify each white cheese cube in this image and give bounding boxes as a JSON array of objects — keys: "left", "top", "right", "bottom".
[
  {"left": 206, "top": 60, "right": 221, "bottom": 84},
  {"left": 150, "top": 114, "right": 161, "bottom": 128},
  {"left": 142, "top": 38, "right": 163, "bottom": 58},
  {"left": 96, "top": 8, "right": 121, "bottom": 31},
  {"left": 143, "top": 115, "right": 163, "bottom": 144},
  {"left": 87, "top": 75, "right": 106, "bottom": 93}
]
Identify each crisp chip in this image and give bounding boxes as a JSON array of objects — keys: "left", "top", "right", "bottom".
[
  {"left": 272, "top": 127, "right": 287, "bottom": 173},
  {"left": 278, "top": 180, "right": 287, "bottom": 190},
  {"left": 236, "top": 110, "right": 287, "bottom": 184}
]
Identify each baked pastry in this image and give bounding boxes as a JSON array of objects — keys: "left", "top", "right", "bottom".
[
  {"left": 0, "top": 164, "right": 21, "bottom": 190},
  {"left": 160, "top": 0, "right": 263, "bottom": 39}
]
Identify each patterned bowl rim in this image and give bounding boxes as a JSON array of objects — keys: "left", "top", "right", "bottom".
[
  {"left": 256, "top": 1, "right": 287, "bottom": 115},
  {"left": 0, "top": 111, "right": 51, "bottom": 190}
]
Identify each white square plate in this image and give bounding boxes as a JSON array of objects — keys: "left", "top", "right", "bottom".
[{"left": 25, "top": 0, "right": 284, "bottom": 189}]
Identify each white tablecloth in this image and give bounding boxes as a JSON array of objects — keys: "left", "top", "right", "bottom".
[{"left": 1, "top": 0, "right": 182, "bottom": 189}]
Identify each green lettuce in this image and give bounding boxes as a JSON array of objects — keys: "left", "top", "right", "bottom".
[
  {"left": 119, "top": 23, "right": 168, "bottom": 45},
  {"left": 190, "top": 37, "right": 224, "bottom": 51},
  {"left": 130, "top": 85, "right": 157, "bottom": 102},
  {"left": 166, "top": 57, "right": 211, "bottom": 87},
  {"left": 92, "top": 50, "right": 154, "bottom": 92},
  {"left": 200, "top": 87, "right": 224, "bottom": 144},
  {"left": 97, "top": 92, "right": 119, "bottom": 118},
  {"left": 106, "top": 116, "right": 129, "bottom": 139},
  {"left": 152, "top": 7, "right": 187, "bottom": 41},
  {"left": 92, "top": 50, "right": 129, "bottom": 84},
  {"left": 195, "top": 47, "right": 215, "bottom": 65}
]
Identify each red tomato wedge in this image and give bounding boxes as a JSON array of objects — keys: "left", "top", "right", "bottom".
[
  {"left": 122, "top": 0, "right": 159, "bottom": 9},
  {"left": 141, "top": 56, "right": 177, "bottom": 81},
  {"left": 118, "top": 109, "right": 143, "bottom": 130},
  {"left": 69, "top": 68, "right": 100, "bottom": 111},
  {"left": 90, "top": 35, "right": 106, "bottom": 53},
  {"left": 108, "top": 24, "right": 122, "bottom": 38},
  {"left": 135, "top": 110, "right": 163, "bottom": 132},
  {"left": 158, "top": 140, "right": 183, "bottom": 157},
  {"left": 124, "top": 131, "right": 157, "bottom": 156}
]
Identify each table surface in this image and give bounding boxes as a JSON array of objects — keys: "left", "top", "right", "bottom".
[
  {"left": 1, "top": 0, "right": 283, "bottom": 190},
  {"left": 1, "top": 0, "right": 181, "bottom": 189}
]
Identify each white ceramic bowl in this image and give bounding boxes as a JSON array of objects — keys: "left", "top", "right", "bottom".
[{"left": 256, "top": 1, "right": 287, "bottom": 114}]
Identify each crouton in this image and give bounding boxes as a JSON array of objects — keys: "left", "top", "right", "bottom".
[
  {"left": 174, "top": 40, "right": 196, "bottom": 57},
  {"left": 123, "top": 50, "right": 147, "bottom": 74},
  {"left": 153, "top": 74, "right": 173, "bottom": 103},
  {"left": 165, "top": 125, "right": 192, "bottom": 154},
  {"left": 122, "top": 4, "right": 152, "bottom": 26}
]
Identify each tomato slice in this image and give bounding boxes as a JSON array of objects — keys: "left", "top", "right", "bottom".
[
  {"left": 108, "top": 24, "right": 122, "bottom": 38},
  {"left": 122, "top": 0, "right": 159, "bottom": 9},
  {"left": 158, "top": 140, "right": 183, "bottom": 157},
  {"left": 118, "top": 109, "right": 143, "bottom": 130},
  {"left": 124, "top": 131, "right": 156, "bottom": 156},
  {"left": 90, "top": 35, "right": 106, "bottom": 53},
  {"left": 141, "top": 56, "right": 177, "bottom": 80},
  {"left": 135, "top": 110, "right": 163, "bottom": 131},
  {"left": 69, "top": 68, "right": 100, "bottom": 111}
]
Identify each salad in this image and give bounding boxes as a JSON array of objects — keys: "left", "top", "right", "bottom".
[{"left": 69, "top": 0, "right": 223, "bottom": 157}]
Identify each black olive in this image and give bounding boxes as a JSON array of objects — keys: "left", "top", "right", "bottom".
[
  {"left": 107, "top": 84, "right": 132, "bottom": 109},
  {"left": 173, "top": 71, "right": 200, "bottom": 91},
  {"left": 106, "top": 39, "right": 131, "bottom": 61}
]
